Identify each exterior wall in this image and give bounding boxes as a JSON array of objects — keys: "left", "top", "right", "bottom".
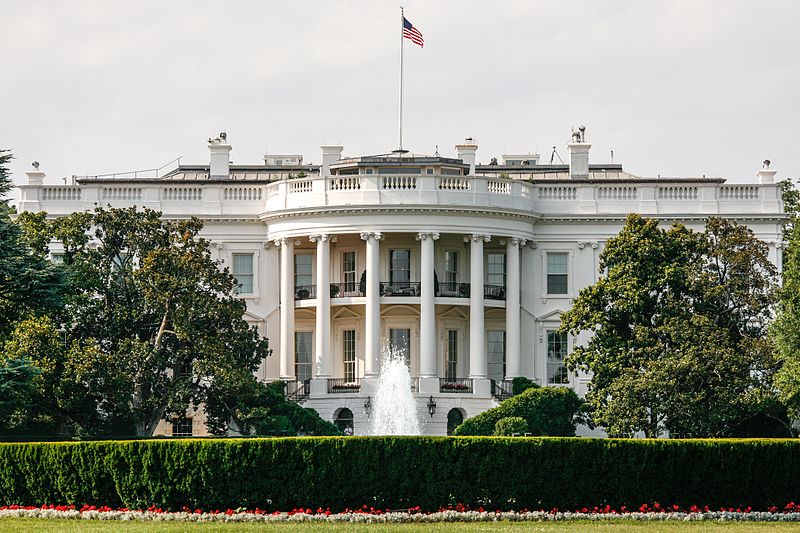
[{"left": 18, "top": 163, "right": 785, "bottom": 437}]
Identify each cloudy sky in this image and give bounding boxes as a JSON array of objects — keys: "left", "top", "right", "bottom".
[{"left": 2, "top": 0, "right": 799, "bottom": 191}]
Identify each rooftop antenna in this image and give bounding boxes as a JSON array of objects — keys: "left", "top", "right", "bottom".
[
  {"left": 610, "top": 149, "right": 614, "bottom": 163},
  {"left": 549, "top": 146, "right": 564, "bottom": 164},
  {"left": 434, "top": 145, "right": 440, "bottom": 157}
]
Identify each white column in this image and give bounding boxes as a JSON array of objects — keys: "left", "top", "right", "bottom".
[
  {"left": 417, "top": 232, "right": 439, "bottom": 378},
  {"left": 362, "top": 232, "right": 383, "bottom": 377},
  {"left": 278, "top": 238, "right": 295, "bottom": 380},
  {"left": 468, "top": 234, "right": 490, "bottom": 380},
  {"left": 311, "top": 234, "right": 331, "bottom": 378},
  {"left": 505, "top": 238, "right": 524, "bottom": 379}
]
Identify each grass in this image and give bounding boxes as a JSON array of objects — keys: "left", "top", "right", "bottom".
[{"left": 2, "top": 520, "right": 800, "bottom": 532}]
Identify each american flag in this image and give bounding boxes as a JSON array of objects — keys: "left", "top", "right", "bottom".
[{"left": 403, "top": 17, "right": 424, "bottom": 47}]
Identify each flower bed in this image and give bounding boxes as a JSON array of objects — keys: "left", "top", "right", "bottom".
[{"left": 3, "top": 503, "right": 800, "bottom": 523}]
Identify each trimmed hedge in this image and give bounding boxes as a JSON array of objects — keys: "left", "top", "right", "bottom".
[
  {"left": 1, "top": 438, "right": 800, "bottom": 512},
  {"left": 454, "top": 386, "right": 581, "bottom": 436}
]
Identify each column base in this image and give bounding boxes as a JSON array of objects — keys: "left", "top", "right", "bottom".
[
  {"left": 417, "top": 376, "right": 439, "bottom": 394},
  {"left": 471, "top": 378, "right": 492, "bottom": 396},
  {"left": 309, "top": 378, "right": 328, "bottom": 396}
]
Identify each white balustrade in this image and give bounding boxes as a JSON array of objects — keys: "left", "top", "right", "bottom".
[
  {"left": 328, "top": 176, "right": 362, "bottom": 191},
  {"left": 289, "top": 180, "right": 313, "bottom": 193},
  {"left": 438, "top": 176, "right": 470, "bottom": 190},
  {"left": 163, "top": 187, "right": 203, "bottom": 201},
  {"left": 224, "top": 186, "right": 263, "bottom": 201},
  {"left": 382, "top": 176, "right": 417, "bottom": 190},
  {"left": 658, "top": 186, "right": 698, "bottom": 200},
  {"left": 487, "top": 180, "right": 510, "bottom": 194},
  {"left": 719, "top": 185, "right": 759, "bottom": 200},
  {"left": 102, "top": 187, "right": 142, "bottom": 201},
  {"left": 41, "top": 187, "right": 81, "bottom": 201},
  {"left": 597, "top": 186, "right": 637, "bottom": 200},
  {"left": 537, "top": 186, "right": 577, "bottom": 200}
]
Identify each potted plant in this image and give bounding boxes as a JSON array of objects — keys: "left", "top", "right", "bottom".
[
  {"left": 330, "top": 284, "right": 340, "bottom": 298},
  {"left": 296, "top": 287, "right": 310, "bottom": 299},
  {"left": 458, "top": 283, "right": 470, "bottom": 298}
]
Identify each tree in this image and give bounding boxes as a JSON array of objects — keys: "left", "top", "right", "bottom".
[
  {"left": 0, "top": 151, "right": 65, "bottom": 340},
  {"left": 561, "top": 214, "right": 780, "bottom": 438},
  {"left": 23, "top": 206, "right": 270, "bottom": 436}
]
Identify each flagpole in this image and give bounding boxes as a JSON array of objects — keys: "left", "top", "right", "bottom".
[{"left": 398, "top": 6, "right": 404, "bottom": 153}]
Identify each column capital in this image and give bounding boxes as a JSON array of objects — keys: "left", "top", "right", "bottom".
[
  {"left": 464, "top": 234, "right": 491, "bottom": 243},
  {"left": 415, "top": 231, "right": 440, "bottom": 241},
  {"left": 509, "top": 237, "right": 527, "bottom": 247},
  {"left": 272, "top": 237, "right": 290, "bottom": 247},
  {"left": 308, "top": 234, "right": 330, "bottom": 243},
  {"left": 360, "top": 231, "right": 384, "bottom": 241}
]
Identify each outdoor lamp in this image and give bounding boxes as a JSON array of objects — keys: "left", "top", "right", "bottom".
[
  {"left": 364, "top": 395, "right": 372, "bottom": 417},
  {"left": 427, "top": 396, "right": 436, "bottom": 417}
]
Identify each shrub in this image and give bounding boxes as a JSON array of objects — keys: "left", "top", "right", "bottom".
[
  {"left": 494, "top": 417, "right": 528, "bottom": 436},
  {"left": 512, "top": 376, "right": 539, "bottom": 395},
  {"left": 1, "top": 438, "right": 800, "bottom": 512},
  {"left": 454, "top": 386, "right": 580, "bottom": 436}
]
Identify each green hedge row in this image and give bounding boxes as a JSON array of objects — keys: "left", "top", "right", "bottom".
[{"left": 1, "top": 437, "right": 799, "bottom": 511}]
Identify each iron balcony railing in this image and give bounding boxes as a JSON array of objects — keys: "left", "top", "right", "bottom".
[
  {"left": 286, "top": 379, "right": 310, "bottom": 403},
  {"left": 294, "top": 285, "right": 316, "bottom": 300},
  {"left": 484, "top": 285, "right": 506, "bottom": 300},
  {"left": 380, "top": 281, "right": 421, "bottom": 297},
  {"left": 328, "top": 378, "right": 362, "bottom": 393},
  {"left": 330, "top": 280, "right": 361, "bottom": 298},
  {"left": 491, "top": 379, "right": 514, "bottom": 401},
  {"left": 437, "top": 282, "right": 470, "bottom": 298},
  {"left": 439, "top": 378, "right": 473, "bottom": 393}
]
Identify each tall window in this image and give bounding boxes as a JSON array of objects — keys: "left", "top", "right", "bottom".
[
  {"left": 295, "top": 331, "right": 312, "bottom": 381},
  {"left": 446, "top": 330, "right": 458, "bottom": 380},
  {"left": 389, "top": 250, "right": 411, "bottom": 286},
  {"left": 444, "top": 251, "right": 459, "bottom": 295},
  {"left": 343, "top": 329, "right": 356, "bottom": 382},
  {"left": 51, "top": 253, "right": 65, "bottom": 264},
  {"left": 546, "top": 330, "right": 569, "bottom": 385},
  {"left": 487, "top": 252, "right": 505, "bottom": 286},
  {"left": 232, "top": 253, "right": 254, "bottom": 294},
  {"left": 547, "top": 252, "right": 568, "bottom": 295},
  {"left": 389, "top": 328, "right": 411, "bottom": 367},
  {"left": 294, "top": 254, "right": 313, "bottom": 289},
  {"left": 342, "top": 251, "right": 357, "bottom": 294},
  {"left": 487, "top": 330, "right": 506, "bottom": 382}
]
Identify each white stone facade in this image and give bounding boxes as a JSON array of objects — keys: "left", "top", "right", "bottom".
[{"left": 17, "top": 133, "right": 785, "bottom": 436}]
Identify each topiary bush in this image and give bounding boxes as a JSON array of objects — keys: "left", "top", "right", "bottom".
[
  {"left": 512, "top": 376, "right": 540, "bottom": 395},
  {"left": 494, "top": 417, "right": 528, "bottom": 436},
  {"left": 454, "top": 386, "right": 581, "bottom": 436}
]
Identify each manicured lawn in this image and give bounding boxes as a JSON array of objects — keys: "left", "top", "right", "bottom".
[{"left": 2, "top": 519, "right": 800, "bottom": 532}]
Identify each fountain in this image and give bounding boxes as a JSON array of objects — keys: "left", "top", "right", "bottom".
[{"left": 368, "top": 347, "right": 421, "bottom": 435}]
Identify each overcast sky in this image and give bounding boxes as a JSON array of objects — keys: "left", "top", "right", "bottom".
[{"left": 3, "top": 0, "right": 799, "bottom": 192}]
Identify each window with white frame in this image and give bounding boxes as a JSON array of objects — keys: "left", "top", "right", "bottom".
[
  {"left": 546, "top": 252, "right": 568, "bottom": 295},
  {"left": 172, "top": 418, "right": 193, "bottom": 437},
  {"left": 546, "top": 330, "right": 569, "bottom": 384},
  {"left": 446, "top": 329, "right": 458, "bottom": 380},
  {"left": 232, "top": 253, "right": 254, "bottom": 294},
  {"left": 294, "top": 254, "right": 313, "bottom": 289},
  {"left": 444, "top": 250, "right": 459, "bottom": 292},
  {"left": 487, "top": 252, "right": 505, "bottom": 286},
  {"left": 295, "top": 331, "right": 313, "bottom": 381},
  {"left": 389, "top": 249, "right": 411, "bottom": 286},
  {"left": 342, "top": 251, "right": 357, "bottom": 295},
  {"left": 50, "top": 253, "right": 65, "bottom": 264},
  {"left": 343, "top": 329, "right": 356, "bottom": 382}
]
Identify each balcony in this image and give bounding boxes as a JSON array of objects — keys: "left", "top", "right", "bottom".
[
  {"left": 328, "top": 378, "right": 361, "bottom": 393},
  {"left": 439, "top": 378, "right": 473, "bottom": 393},
  {"left": 330, "top": 281, "right": 361, "bottom": 298},
  {"left": 380, "top": 281, "right": 421, "bottom": 297},
  {"left": 491, "top": 379, "right": 514, "bottom": 401},
  {"left": 286, "top": 379, "right": 310, "bottom": 403},
  {"left": 484, "top": 285, "right": 506, "bottom": 300},
  {"left": 294, "top": 285, "right": 316, "bottom": 300},
  {"left": 437, "top": 282, "right": 470, "bottom": 298}
]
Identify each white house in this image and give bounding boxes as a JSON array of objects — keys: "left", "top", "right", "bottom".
[{"left": 16, "top": 128, "right": 785, "bottom": 436}]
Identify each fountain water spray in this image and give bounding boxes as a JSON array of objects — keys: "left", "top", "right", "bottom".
[{"left": 368, "top": 347, "right": 421, "bottom": 435}]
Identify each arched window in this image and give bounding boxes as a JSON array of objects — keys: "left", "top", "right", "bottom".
[
  {"left": 447, "top": 408, "right": 465, "bottom": 436},
  {"left": 333, "top": 408, "right": 354, "bottom": 433}
]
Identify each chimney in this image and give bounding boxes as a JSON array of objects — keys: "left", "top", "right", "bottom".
[
  {"left": 26, "top": 161, "right": 45, "bottom": 185},
  {"left": 567, "top": 126, "right": 591, "bottom": 179},
  {"left": 757, "top": 159, "right": 777, "bottom": 184},
  {"left": 321, "top": 145, "right": 343, "bottom": 176},
  {"left": 208, "top": 132, "right": 232, "bottom": 179},
  {"left": 455, "top": 137, "right": 478, "bottom": 175}
]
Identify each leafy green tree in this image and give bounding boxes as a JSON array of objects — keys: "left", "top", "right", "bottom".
[
  {"left": 561, "top": 214, "right": 779, "bottom": 437},
  {"left": 22, "top": 206, "right": 270, "bottom": 436},
  {"left": 0, "top": 359, "right": 39, "bottom": 432},
  {"left": 0, "top": 151, "right": 65, "bottom": 339}
]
